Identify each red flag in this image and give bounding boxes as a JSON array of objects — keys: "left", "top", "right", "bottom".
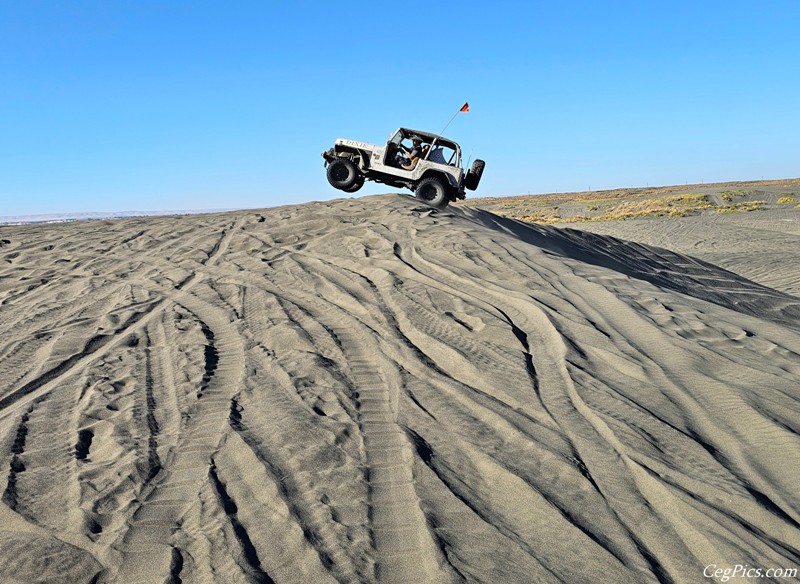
[{"left": 460, "top": 102, "right": 469, "bottom": 112}]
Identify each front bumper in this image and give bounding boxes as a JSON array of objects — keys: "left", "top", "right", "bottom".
[{"left": 321, "top": 148, "right": 335, "bottom": 165}]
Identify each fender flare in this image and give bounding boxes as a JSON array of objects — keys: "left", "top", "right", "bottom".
[
  {"left": 334, "top": 146, "right": 372, "bottom": 171},
  {"left": 419, "top": 169, "right": 459, "bottom": 191}
]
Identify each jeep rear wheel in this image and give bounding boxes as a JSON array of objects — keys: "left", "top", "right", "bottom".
[
  {"left": 327, "top": 158, "right": 360, "bottom": 191},
  {"left": 415, "top": 177, "right": 449, "bottom": 209}
]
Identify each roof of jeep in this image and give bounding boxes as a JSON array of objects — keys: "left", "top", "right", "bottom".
[{"left": 399, "top": 128, "right": 459, "bottom": 150}]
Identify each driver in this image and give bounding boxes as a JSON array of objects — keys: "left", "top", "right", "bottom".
[{"left": 400, "top": 135, "right": 428, "bottom": 170}]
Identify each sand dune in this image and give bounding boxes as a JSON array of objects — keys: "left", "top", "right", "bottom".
[
  {"left": 569, "top": 207, "right": 800, "bottom": 298},
  {"left": 0, "top": 194, "right": 798, "bottom": 583}
]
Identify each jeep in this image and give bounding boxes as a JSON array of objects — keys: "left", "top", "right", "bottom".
[{"left": 321, "top": 128, "right": 485, "bottom": 209}]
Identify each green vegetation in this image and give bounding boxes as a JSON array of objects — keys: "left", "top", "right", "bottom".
[{"left": 778, "top": 196, "right": 800, "bottom": 204}]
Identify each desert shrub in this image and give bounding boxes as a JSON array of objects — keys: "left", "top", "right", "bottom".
[
  {"left": 719, "top": 189, "right": 758, "bottom": 202},
  {"left": 518, "top": 211, "right": 561, "bottom": 224},
  {"left": 592, "top": 194, "right": 712, "bottom": 221},
  {"left": 715, "top": 201, "right": 767, "bottom": 213}
]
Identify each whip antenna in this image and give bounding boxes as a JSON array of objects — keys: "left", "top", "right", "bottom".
[{"left": 439, "top": 102, "right": 469, "bottom": 135}]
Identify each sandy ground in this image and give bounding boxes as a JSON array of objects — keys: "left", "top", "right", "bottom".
[
  {"left": 569, "top": 206, "right": 800, "bottom": 298},
  {"left": 0, "top": 194, "right": 798, "bottom": 584}
]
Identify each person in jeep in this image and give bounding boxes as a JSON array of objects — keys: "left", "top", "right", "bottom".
[{"left": 399, "top": 135, "right": 429, "bottom": 170}]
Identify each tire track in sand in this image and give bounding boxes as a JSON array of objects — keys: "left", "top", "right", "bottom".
[
  {"left": 0, "top": 219, "right": 241, "bottom": 425},
  {"left": 200, "top": 256, "right": 438, "bottom": 582},
  {"left": 328, "top": 318, "right": 443, "bottom": 584},
  {"left": 233, "top": 241, "right": 448, "bottom": 580},
  {"left": 108, "top": 287, "right": 246, "bottom": 584},
  {"left": 104, "top": 221, "right": 244, "bottom": 583},
  {"left": 388, "top": 236, "right": 692, "bottom": 580}
]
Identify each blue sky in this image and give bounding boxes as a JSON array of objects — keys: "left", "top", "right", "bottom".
[{"left": 2, "top": 1, "right": 799, "bottom": 215}]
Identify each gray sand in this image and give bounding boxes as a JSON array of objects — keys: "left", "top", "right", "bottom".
[{"left": 0, "top": 194, "right": 798, "bottom": 583}]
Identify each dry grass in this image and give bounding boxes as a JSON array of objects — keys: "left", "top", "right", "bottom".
[
  {"left": 518, "top": 210, "right": 561, "bottom": 223},
  {"left": 456, "top": 178, "right": 799, "bottom": 225},
  {"left": 715, "top": 201, "right": 767, "bottom": 214},
  {"left": 487, "top": 193, "right": 715, "bottom": 224},
  {"left": 719, "top": 190, "right": 750, "bottom": 202},
  {"left": 595, "top": 194, "right": 713, "bottom": 221}
]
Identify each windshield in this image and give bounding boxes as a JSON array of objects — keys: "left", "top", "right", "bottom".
[{"left": 389, "top": 130, "right": 404, "bottom": 146}]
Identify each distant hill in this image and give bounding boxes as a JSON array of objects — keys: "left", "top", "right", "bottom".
[{"left": 0, "top": 209, "right": 236, "bottom": 225}]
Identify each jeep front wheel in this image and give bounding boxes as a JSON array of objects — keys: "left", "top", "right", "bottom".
[
  {"left": 343, "top": 175, "right": 365, "bottom": 193},
  {"left": 415, "top": 177, "right": 449, "bottom": 209},
  {"left": 327, "top": 158, "right": 360, "bottom": 191}
]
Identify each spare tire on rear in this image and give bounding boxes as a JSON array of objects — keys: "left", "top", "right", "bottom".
[
  {"left": 464, "top": 159, "right": 485, "bottom": 191},
  {"left": 327, "top": 157, "right": 359, "bottom": 191}
]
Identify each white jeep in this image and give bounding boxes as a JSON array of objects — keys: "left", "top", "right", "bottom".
[{"left": 321, "top": 128, "right": 485, "bottom": 209}]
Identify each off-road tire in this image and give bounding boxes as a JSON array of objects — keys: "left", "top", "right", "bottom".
[
  {"left": 464, "top": 159, "right": 485, "bottom": 191},
  {"left": 415, "top": 177, "right": 449, "bottom": 209},
  {"left": 343, "top": 175, "right": 365, "bottom": 193},
  {"left": 327, "top": 157, "right": 359, "bottom": 191}
]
